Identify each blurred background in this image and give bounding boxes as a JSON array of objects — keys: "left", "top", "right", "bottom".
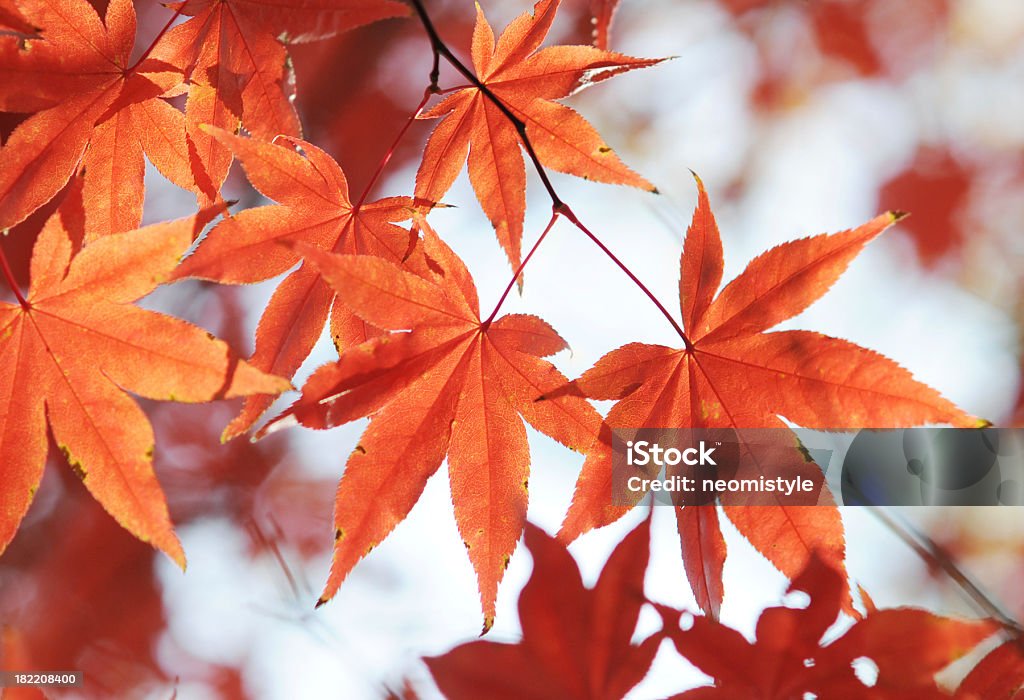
[{"left": 1, "top": 0, "right": 1023, "bottom": 697}]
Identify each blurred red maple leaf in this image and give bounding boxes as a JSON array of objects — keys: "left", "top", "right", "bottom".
[
  {"left": 956, "top": 639, "right": 1024, "bottom": 699},
  {"left": 426, "top": 518, "right": 660, "bottom": 699},
  {"left": 658, "top": 553, "right": 995, "bottom": 698},
  {"left": 879, "top": 147, "right": 974, "bottom": 267},
  {"left": 0, "top": 0, "right": 34, "bottom": 34}
]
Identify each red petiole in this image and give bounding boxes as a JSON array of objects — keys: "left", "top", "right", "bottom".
[{"left": 0, "top": 245, "right": 30, "bottom": 309}]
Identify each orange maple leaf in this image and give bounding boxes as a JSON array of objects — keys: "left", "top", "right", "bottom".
[
  {"left": 415, "top": 0, "right": 662, "bottom": 270},
  {"left": 557, "top": 177, "right": 977, "bottom": 616},
  {"left": 264, "top": 221, "right": 600, "bottom": 629},
  {"left": 658, "top": 554, "right": 995, "bottom": 698},
  {"left": 172, "top": 128, "right": 426, "bottom": 438},
  {"left": 149, "top": 0, "right": 408, "bottom": 201},
  {"left": 0, "top": 0, "right": 198, "bottom": 234},
  {"left": 0, "top": 184, "right": 289, "bottom": 567},
  {"left": 427, "top": 519, "right": 661, "bottom": 698},
  {"left": 590, "top": 0, "right": 622, "bottom": 50}
]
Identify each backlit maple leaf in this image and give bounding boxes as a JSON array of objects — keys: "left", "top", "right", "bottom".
[
  {"left": 0, "top": 183, "right": 289, "bottom": 566},
  {"left": 0, "top": 0, "right": 197, "bottom": 234},
  {"left": 264, "top": 221, "right": 601, "bottom": 629},
  {"left": 427, "top": 519, "right": 661, "bottom": 698},
  {"left": 172, "top": 127, "right": 426, "bottom": 438},
  {"left": 658, "top": 554, "right": 995, "bottom": 698},
  {"left": 149, "top": 0, "right": 408, "bottom": 202},
  {"left": 557, "top": 176, "right": 978, "bottom": 617},
  {"left": 415, "top": 0, "right": 662, "bottom": 270}
]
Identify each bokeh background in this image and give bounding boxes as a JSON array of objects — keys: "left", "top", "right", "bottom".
[{"left": 2, "top": 0, "right": 1023, "bottom": 697}]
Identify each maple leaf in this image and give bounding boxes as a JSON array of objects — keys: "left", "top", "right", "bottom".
[
  {"left": 426, "top": 518, "right": 661, "bottom": 699},
  {"left": 0, "top": 0, "right": 198, "bottom": 234},
  {"left": 0, "top": 626, "right": 40, "bottom": 700},
  {"left": 658, "top": 554, "right": 995, "bottom": 698},
  {"left": 590, "top": 0, "right": 621, "bottom": 50},
  {"left": 879, "top": 146, "right": 973, "bottom": 267},
  {"left": 149, "top": 0, "right": 408, "bottom": 202},
  {"left": 557, "top": 176, "right": 978, "bottom": 617},
  {"left": 172, "top": 127, "right": 425, "bottom": 438},
  {"left": 956, "top": 639, "right": 1024, "bottom": 699},
  {"left": 262, "top": 220, "right": 601, "bottom": 629},
  {"left": 414, "top": 0, "right": 662, "bottom": 270},
  {"left": 0, "top": 183, "right": 290, "bottom": 567}
]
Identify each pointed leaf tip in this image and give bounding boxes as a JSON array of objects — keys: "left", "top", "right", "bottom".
[
  {"left": 170, "top": 545, "right": 187, "bottom": 571},
  {"left": 480, "top": 616, "right": 495, "bottom": 636}
]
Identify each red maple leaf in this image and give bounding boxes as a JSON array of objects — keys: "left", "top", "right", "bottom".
[
  {"left": 0, "top": 182, "right": 289, "bottom": 566},
  {"left": 149, "top": 0, "right": 408, "bottom": 202},
  {"left": 427, "top": 518, "right": 661, "bottom": 699},
  {"left": 172, "top": 127, "right": 426, "bottom": 438},
  {"left": 262, "top": 220, "right": 600, "bottom": 629},
  {"left": 879, "top": 147, "right": 974, "bottom": 267},
  {"left": 414, "top": 0, "right": 662, "bottom": 269},
  {"left": 956, "top": 639, "right": 1024, "bottom": 698},
  {"left": 0, "top": 0, "right": 200, "bottom": 234},
  {"left": 590, "top": 0, "right": 621, "bottom": 50},
  {"left": 0, "top": 0, "right": 35, "bottom": 35},
  {"left": 658, "top": 554, "right": 995, "bottom": 698},
  {"left": 557, "top": 177, "right": 977, "bottom": 616}
]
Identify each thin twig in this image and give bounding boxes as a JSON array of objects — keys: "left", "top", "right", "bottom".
[
  {"left": 483, "top": 209, "right": 560, "bottom": 327},
  {"left": 867, "top": 505, "right": 1022, "bottom": 636},
  {"left": 407, "top": 0, "right": 692, "bottom": 347},
  {"left": 402, "top": 1, "right": 1022, "bottom": 629},
  {"left": 353, "top": 88, "right": 433, "bottom": 212},
  {"left": 559, "top": 203, "right": 691, "bottom": 349},
  {"left": 127, "top": 4, "right": 185, "bottom": 73},
  {"left": 407, "top": 0, "right": 563, "bottom": 207},
  {"left": 0, "top": 245, "right": 29, "bottom": 309}
]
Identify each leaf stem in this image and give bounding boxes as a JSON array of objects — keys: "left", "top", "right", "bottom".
[
  {"left": 559, "top": 203, "right": 691, "bottom": 349},
  {"left": 353, "top": 88, "right": 433, "bottom": 213},
  {"left": 127, "top": 3, "right": 185, "bottom": 73},
  {"left": 867, "top": 505, "right": 1021, "bottom": 636},
  {"left": 0, "top": 244, "right": 29, "bottom": 309},
  {"left": 407, "top": 0, "right": 563, "bottom": 208},
  {"left": 482, "top": 209, "right": 559, "bottom": 328},
  {"left": 407, "top": 0, "right": 692, "bottom": 348}
]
